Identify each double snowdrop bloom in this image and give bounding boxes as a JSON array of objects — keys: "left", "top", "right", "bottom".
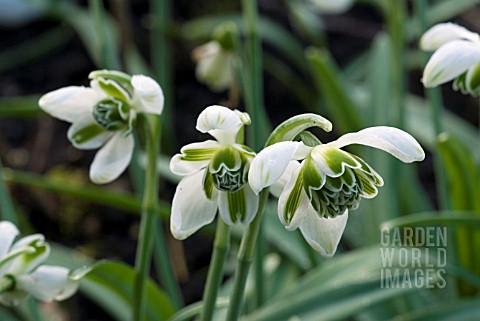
[
  {"left": 170, "top": 105, "right": 258, "bottom": 239},
  {"left": 39, "top": 70, "right": 164, "bottom": 184},
  {"left": 421, "top": 23, "right": 480, "bottom": 95},
  {"left": 0, "top": 221, "right": 78, "bottom": 306},
  {"left": 192, "top": 41, "right": 236, "bottom": 92},
  {"left": 249, "top": 124, "right": 425, "bottom": 257}
]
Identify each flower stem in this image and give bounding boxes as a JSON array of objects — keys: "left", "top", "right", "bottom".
[
  {"left": 132, "top": 116, "right": 161, "bottom": 321},
  {"left": 200, "top": 220, "right": 231, "bottom": 321},
  {"left": 226, "top": 189, "right": 269, "bottom": 321}
]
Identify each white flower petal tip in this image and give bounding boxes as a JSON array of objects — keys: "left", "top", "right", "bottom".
[
  {"left": 420, "top": 23, "right": 479, "bottom": 51},
  {"left": 170, "top": 170, "right": 218, "bottom": 240},
  {"left": 331, "top": 126, "right": 425, "bottom": 163},
  {"left": 131, "top": 75, "right": 164, "bottom": 115},
  {"left": 38, "top": 86, "right": 102, "bottom": 123},
  {"left": 422, "top": 40, "right": 480, "bottom": 88},
  {"left": 89, "top": 133, "right": 134, "bottom": 184},
  {"left": 0, "top": 221, "right": 19, "bottom": 257},
  {"left": 249, "top": 141, "right": 311, "bottom": 194},
  {"left": 218, "top": 185, "right": 259, "bottom": 226},
  {"left": 299, "top": 211, "right": 349, "bottom": 258}
]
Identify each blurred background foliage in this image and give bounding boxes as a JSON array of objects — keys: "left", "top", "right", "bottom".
[{"left": 0, "top": 0, "right": 479, "bottom": 320}]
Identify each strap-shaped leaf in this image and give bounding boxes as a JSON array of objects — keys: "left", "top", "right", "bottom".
[{"left": 81, "top": 260, "right": 175, "bottom": 321}]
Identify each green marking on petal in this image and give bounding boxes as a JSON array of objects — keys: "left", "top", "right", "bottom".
[
  {"left": 468, "top": 62, "right": 480, "bottom": 95},
  {"left": 180, "top": 148, "right": 218, "bottom": 161},
  {"left": 89, "top": 70, "right": 133, "bottom": 94},
  {"left": 71, "top": 124, "right": 106, "bottom": 145},
  {"left": 227, "top": 188, "right": 246, "bottom": 223},
  {"left": 97, "top": 78, "right": 131, "bottom": 101},
  {"left": 284, "top": 168, "right": 304, "bottom": 224},
  {"left": 93, "top": 99, "right": 129, "bottom": 131},
  {"left": 356, "top": 171, "right": 378, "bottom": 197},
  {"left": 351, "top": 154, "right": 383, "bottom": 186},
  {"left": 203, "top": 170, "right": 215, "bottom": 200},
  {"left": 453, "top": 72, "right": 468, "bottom": 94},
  {"left": 302, "top": 156, "right": 325, "bottom": 198},
  {"left": 210, "top": 146, "right": 241, "bottom": 173},
  {"left": 317, "top": 147, "right": 360, "bottom": 176}
]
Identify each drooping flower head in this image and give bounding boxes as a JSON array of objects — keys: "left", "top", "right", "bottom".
[
  {"left": 39, "top": 70, "right": 164, "bottom": 184},
  {"left": 249, "top": 115, "right": 425, "bottom": 257},
  {"left": 192, "top": 23, "right": 237, "bottom": 92},
  {"left": 421, "top": 22, "right": 480, "bottom": 95},
  {"left": 170, "top": 105, "right": 258, "bottom": 239},
  {"left": 0, "top": 221, "right": 79, "bottom": 306}
]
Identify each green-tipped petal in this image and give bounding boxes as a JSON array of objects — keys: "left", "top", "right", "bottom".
[
  {"left": 17, "top": 265, "right": 78, "bottom": 302},
  {"left": 329, "top": 126, "right": 425, "bottom": 163},
  {"left": 196, "top": 105, "right": 245, "bottom": 145},
  {"left": 170, "top": 140, "right": 220, "bottom": 176},
  {"left": 299, "top": 210, "right": 348, "bottom": 257},
  {"left": 248, "top": 141, "right": 311, "bottom": 194},
  {"left": 278, "top": 164, "right": 311, "bottom": 230},
  {"left": 218, "top": 185, "right": 259, "bottom": 225},
  {"left": 170, "top": 170, "right": 218, "bottom": 240},
  {"left": 39, "top": 86, "right": 104, "bottom": 123},
  {"left": 131, "top": 75, "right": 164, "bottom": 115},
  {"left": 0, "top": 221, "right": 18, "bottom": 258},
  {"left": 420, "top": 23, "right": 479, "bottom": 51},
  {"left": 422, "top": 40, "right": 480, "bottom": 87},
  {"left": 89, "top": 132, "right": 134, "bottom": 184},
  {"left": 311, "top": 145, "right": 361, "bottom": 177}
]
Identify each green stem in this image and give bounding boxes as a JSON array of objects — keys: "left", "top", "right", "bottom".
[
  {"left": 415, "top": 0, "right": 450, "bottom": 210},
  {"left": 200, "top": 220, "right": 231, "bottom": 321},
  {"left": 226, "top": 189, "right": 269, "bottom": 321},
  {"left": 241, "top": 0, "right": 268, "bottom": 309},
  {"left": 132, "top": 116, "right": 161, "bottom": 321}
]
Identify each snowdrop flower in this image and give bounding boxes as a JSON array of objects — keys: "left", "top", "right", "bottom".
[
  {"left": 39, "top": 70, "right": 164, "bottom": 184},
  {"left": 170, "top": 105, "right": 258, "bottom": 239},
  {"left": 0, "top": 221, "right": 78, "bottom": 306},
  {"left": 249, "top": 125, "right": 425, "bottom": 257},
  {"left": 420, "top": 22, "right": 480, "bottom": 95},
  {"left": 193, "top": 41, "right": 236, "bottom": 92}
]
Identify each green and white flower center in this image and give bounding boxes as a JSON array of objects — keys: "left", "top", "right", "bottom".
[
  {"left": 92, "top": 99, "right": 129, "bottom": 131},
  {"left": 208, "top": 146, "right": 249, "bottom": 192}
]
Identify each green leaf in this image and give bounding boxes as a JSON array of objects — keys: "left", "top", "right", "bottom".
[
  {"left": 393, "top": 298, "right": 480, "bottom": 321},
  {"left": 436, "top": 133, "right": 480, "bottom": 212},
  {"left": 266, "top": 113, "right": 332, "bottom": 146},
  {"left": 81, "top": 261, "right": 175, "bottom": 321}
]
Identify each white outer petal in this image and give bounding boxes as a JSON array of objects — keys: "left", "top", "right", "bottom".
[
  {"left": 308, "top": 0, "right": 353, "bottom": 13},
  {"left": 422, "top": 40, "right": 480, "bottom": 87},
  {"left": 38, "top": 86, "right": 104, "bottom": 123},
  {"left": 420, "top": 23, "right": 479, "bottom": 51},
  {"left": 195, "top": 42, "right": 234, "bottom": 92},
  {"left": 248, "top": 141, "right": 311, "bottom": 195},
  {"left": 0, "top": 221, "right": 19, "bottom": 258},
  {"left": 329, "top": 126, "right": 425, "bottom": 163},
  {"left": 131, "top": 75, "right": 164, "bottom": 115},
  {"left": 270, "top": 161, "right": 300, "bottom": 198},
  {"left": 169, "top": 140, "right": 220, "bottom": 176},
  {"left": 196, "top": 105, "right": 243, "bottom": 145},
  {"left": 89, "top": 132, "right": 134, "bottom": 184},
  {"left": 170, "top": 170, "right": 218, "bottom": 240},
  {"left": 277, "top": 164, "right": 311, "bottom": 230},
  {"left": 17, "top": 265, "right": 78, "bottom": 302},
  {"left": 218, "top": 185, "right": 259, "bottom": 225},
  {"left": 299, "top": 210, "right": 348, "bottom": 258}
]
